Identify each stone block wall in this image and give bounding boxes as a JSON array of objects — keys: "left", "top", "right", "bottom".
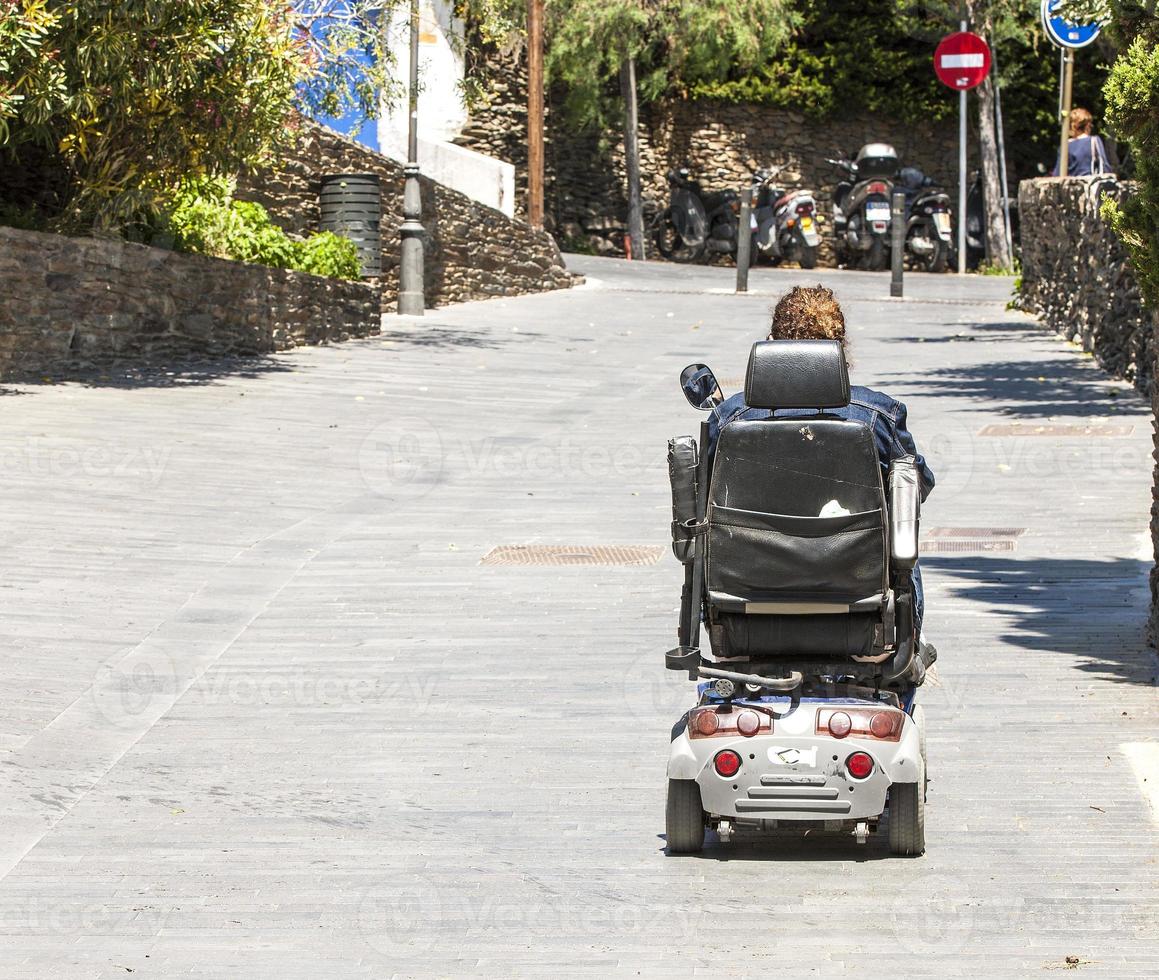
[
  {"left": 454, "top": 50, "right": 966, "bottom": 264},
  {"left": 0, "top": 226, "right": 380, "bottom": 379},
  {"left": 1018, "top": 177, "right": 1159, "bottom": 639},
  {"left": 238, "top": 121, "right": 575, "bottom": 311},
  {"left": 1019, "top": 178, "right": 1152, "bottom": 389}
]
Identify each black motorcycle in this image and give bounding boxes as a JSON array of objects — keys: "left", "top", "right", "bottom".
[
  {"left": 897, "top": 166, "right": 953, "bottom": 273},
  {"left": 752, "top": 166, "right": 822, "bottom": 270},
  {"left": 826, "top": 143, "right": 898, "bottom": 271},
  {"left": 653, "top": 167, "right": 741, "bottom": 263}
]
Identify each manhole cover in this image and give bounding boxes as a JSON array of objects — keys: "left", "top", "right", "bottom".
[
  {"left": 920, "top": 539, "right": 1016, "bottom": 553},
  {"left": 978, "top": 423, "right": 1133, "bottom": 437},
  {"left": 925, "top": 527, "right": 1026, "bottom": 538},
  {"left": 480, "top": 545, "right": 664, "bottom": 567}
]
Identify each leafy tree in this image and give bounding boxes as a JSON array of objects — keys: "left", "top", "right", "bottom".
[
  {"left": 1, "top": 1, "right": 305, "bottom": 233},
  {"left": 545, "top": 0, "right": 797, "bottom": 257}
]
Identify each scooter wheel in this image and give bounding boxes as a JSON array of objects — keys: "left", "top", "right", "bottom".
[
  {"left": 665, "top": 779, "right": 706, "bottom": 854},
  {"left": 888, "top": 755, "right": 926, "bottom": 857},
  {"left": 798, "top": 245, "right": 819, "bottom": 270}
]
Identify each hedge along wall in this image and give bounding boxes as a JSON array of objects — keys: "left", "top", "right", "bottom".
[
  {"left": 0, "top": 226, "right": 380, "bottom": 380},
  {"left": 238, "top": 121, "right": 576, "bottom": 312},
  {"left": 1018, "top": 177, "right": 1159, "bottom": 637}
]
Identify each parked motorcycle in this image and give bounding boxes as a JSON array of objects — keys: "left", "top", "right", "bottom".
[
  {"left": 826, "top": 143, "right": 899, "bottom": 270},
  {"left": 653, "top": 167, "right": 741, "bottom": 263},
  {"left": 897, "top": 166, "right": 953, "bottom": 273},
  {"left": 752, "top": 167, "right": 821, "bottom": 269}
]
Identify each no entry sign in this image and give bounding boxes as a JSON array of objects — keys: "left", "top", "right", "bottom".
[{"left": 934, "top": 31, "right": 992, "bottom": 91}]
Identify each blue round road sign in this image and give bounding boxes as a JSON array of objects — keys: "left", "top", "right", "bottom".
[{"left": 1041, "top": 0, "right": 1102, "bottom": 49}]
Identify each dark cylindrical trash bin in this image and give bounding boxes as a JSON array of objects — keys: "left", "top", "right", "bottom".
[{"left": 319, "top": 173, "right": 382, "bottom": 277}]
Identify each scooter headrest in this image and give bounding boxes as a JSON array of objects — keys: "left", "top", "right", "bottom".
[{"left": 744, "top": 340, "right": 851, "bottom": 410}]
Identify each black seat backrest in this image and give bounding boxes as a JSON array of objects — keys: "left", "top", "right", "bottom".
[{"left": 705, "top": 340, "right": 887, "bottom": 607}]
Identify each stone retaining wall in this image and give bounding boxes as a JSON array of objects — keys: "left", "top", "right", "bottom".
[
  {"left": 239, "top": 121, "right": 575, "bottom": 311},
  {"left": 0, "top": 226, "right": 380, "bottom": 379},
  {"left": 1018, "top": 177, "right": 1159, "bottom": 639},
  {"left": 454, "top": 49, "right": 966, "bottom": 264},
  {"left": 1019, "top": 178, "right": 1152, "bottom": 389}
]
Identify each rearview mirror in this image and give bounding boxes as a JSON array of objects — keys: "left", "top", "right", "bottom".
[{"left": 680, "top": 363, "right": 725, "bottom": 411}]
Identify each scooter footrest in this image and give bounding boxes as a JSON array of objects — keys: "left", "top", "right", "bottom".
[{"left": 665, "top": 646, "right": 701, "bottom": 675}]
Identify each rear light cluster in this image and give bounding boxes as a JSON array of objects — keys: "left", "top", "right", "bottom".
[
  {"left": 688, "top": 705, "right": 773, "bottom": 740},
  {"left": 866, "top": 181, "right": 890, "bottom": 196},
  {"left": 714, "top": 749, "right": 742, "bottom": 777},
  {"left": 816, "top": 707, "right": 903, "bottom": 742},
  {"left": 795, "top": 202, "right": 815, "bottom": 216}
]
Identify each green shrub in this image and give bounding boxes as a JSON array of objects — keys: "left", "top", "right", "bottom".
[
  {"left": 166, "top": 177, "right": 361, "bottom": 280},
  {"left": 1102, "top": 28, "right": 1159, "bottom": 308}
]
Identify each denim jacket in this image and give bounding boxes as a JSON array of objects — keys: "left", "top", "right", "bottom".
[{"left": 703, "top": 385, "right": 935, "bottom": 501}]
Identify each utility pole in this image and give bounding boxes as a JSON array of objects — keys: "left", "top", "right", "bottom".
[
  {"left": 620, "top": 55, "right": 644, "bottom": 260},
  {"left": 1058, "top": 48, "right": 1075, "bottom": 177},
  {"left": 398, "top": 0, "right": 425, "bottom": 315},
  {"left": 957, "top": 17, "right": 967, "bottom": 275},
  {"left": 527, "top": 0, "right": 545, "bottom": 229}
]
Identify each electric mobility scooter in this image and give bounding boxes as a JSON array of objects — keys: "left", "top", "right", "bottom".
[{"left": 665, "top": 340, "right": 927, "bottom": 855}]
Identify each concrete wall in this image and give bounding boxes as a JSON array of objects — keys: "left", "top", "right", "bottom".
[
  {"left": 1018, "top": 177, "right": 1159, "bottom": 638},
  {"left": 239, "top": 121, "right": 574, "bottom": 312},
  {"left": 0, "top": 226, "right": 380, "bottom": 380}
]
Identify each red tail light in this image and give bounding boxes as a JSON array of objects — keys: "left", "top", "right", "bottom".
[
  {"left": 866, "top": 181, "right": 890, "bottom": 196},
  {"left": 714, "top": 749, "right": 742, "bottom": 777},
  {"left": 846, "top": 752, "right": 874, "bottom": 779},
  {"left": 795, "top": 202, "right": 814, "bottom": 215},
  {"left": 817, "top": 707, "right": 903, "bottom": 742},
  {"left": 688, "top": 705, "right": 772, "bottom": 740}
]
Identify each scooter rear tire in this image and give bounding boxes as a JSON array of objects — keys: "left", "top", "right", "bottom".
[
  {"left": 798, "top": 245, "right": 819, "bottom": 270},
  {"left": 665, "top": 779, "right": 706, "bottom": 854},
  {"left": 888, "top": 755, "right": 926, "bottom": 856}
]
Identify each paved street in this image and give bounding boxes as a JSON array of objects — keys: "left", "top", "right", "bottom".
[{"left": 0, "top": 254, "right": 1157, "bottom": 977}]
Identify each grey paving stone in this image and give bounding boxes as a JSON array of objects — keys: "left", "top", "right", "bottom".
[{"left": 0, "top": 255, "right": 1155, "bottom": 977}]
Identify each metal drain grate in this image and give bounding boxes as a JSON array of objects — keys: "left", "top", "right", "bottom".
[
  {"left": 480, "top": 544, "right": 664, "bottom": 567},
  {"left": 920, "top": 539, "right": 1016, "bottom": 554},
  {"left": 925, "top": 527, "right": 1026, "bottom": 539},
  {"left": 978, "top": 423, "right": 1134, "bottom": 437}
]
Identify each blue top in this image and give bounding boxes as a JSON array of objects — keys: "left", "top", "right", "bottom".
[
  {"left": 705, "top": 384, "right": 936, "bottom": 501},
  {"left": 1051, "top": 135, "right": 1111, "bottom": 177}
]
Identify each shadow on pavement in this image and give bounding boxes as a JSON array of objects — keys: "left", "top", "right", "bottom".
[
  {"left": 883, "top": 320, "right": 1045, "bottom": 345},
  {"left": 661, "top": 832, "right": 895, "bottom": 862},
  {"left": 881, "top": 354, "right": 1144, "bottom": 419},
  {"left": 379, "top": 326, "right": 517, "bottom": 350},
  {"left": 4, "top": 354, "right": 297, "bottom": 390},
  {"left": 924, "top": 554, "right": 1158, "bottom": 687}
]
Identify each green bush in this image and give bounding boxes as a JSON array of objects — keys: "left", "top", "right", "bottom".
[
  {"left": 1103, "top": 28, "right": 1159, "bottom": 308},
  {"left": 166, "top": 178, "right": 361, "bottom": 280}
]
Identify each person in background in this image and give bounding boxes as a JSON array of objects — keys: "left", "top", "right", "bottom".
[{"left": 1051, "top": 107, "right": 1112, "bottom": 177}]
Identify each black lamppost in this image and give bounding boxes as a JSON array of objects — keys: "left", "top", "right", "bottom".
[{"left": 398, "top": 0, "right": 424, "bottom": 315}]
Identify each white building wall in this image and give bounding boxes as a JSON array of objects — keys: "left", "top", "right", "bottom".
[{"left": 378, "top": 0, "right": 515, "bottom": 218}]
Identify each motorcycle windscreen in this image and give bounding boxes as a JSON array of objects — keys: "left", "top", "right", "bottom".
[{"left": 671, "top": 188, "right": 708, "bottom": 247}]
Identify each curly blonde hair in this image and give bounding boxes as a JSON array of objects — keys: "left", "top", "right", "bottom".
[{"left": 769, "top": 285, "right": 847, "bottom": 347}]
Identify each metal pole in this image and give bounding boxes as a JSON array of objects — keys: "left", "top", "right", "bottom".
[
  {"left": 735, "top": 184, "right": 752, "bottom": 293},
  {"left": 957, "top": 18, "right": 967, "bottom": 275},
  {"left": 1058, "top": 49, "right": 1075, "bottom": 178},
  {"left": 621, "top": 55, "right": 645, "bottom": 260},
  {"left": 527, "top": 0, "right": 544, "bottom": 228},
  {"left": 890, "top": 188, "right": 905, "bottom": 297},
  {"left": 992, "top": 40, "right": 1013, "bottom": 261},
  {"left": 398, "top": 0, "right": 424, "bottom": 315}
]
